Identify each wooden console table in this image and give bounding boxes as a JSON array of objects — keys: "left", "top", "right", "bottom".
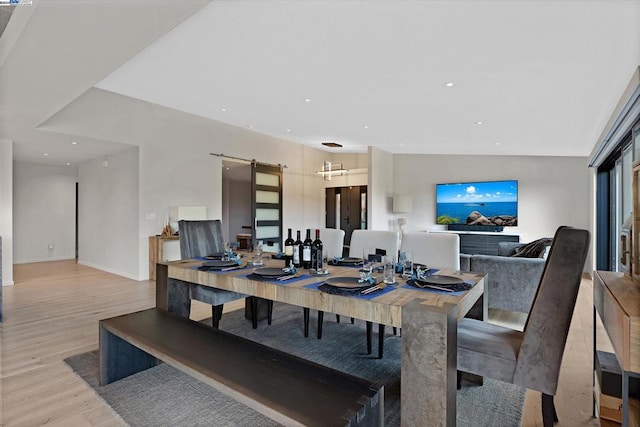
[
  {"left": 148, "top": 235, "right": 179, "bottom": 280},
  {"left": 593, "top": 270, "right": 640, "bottom": 425}
]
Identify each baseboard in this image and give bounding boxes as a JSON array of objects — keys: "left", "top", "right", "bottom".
[
  {"left": 14, "top": 256, "right": 76, "bottom": 264},
  {"left": 77, "top": 260, "right": 140, "bottom": 281}
]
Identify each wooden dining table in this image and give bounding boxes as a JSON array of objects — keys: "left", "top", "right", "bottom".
[{"left": 156, "top": 258, "right": 486, "bottom": 427}]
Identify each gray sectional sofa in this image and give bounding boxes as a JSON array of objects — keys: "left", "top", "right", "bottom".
[{"left": 460, "top": 241, "right": 547, "bottom": 317}]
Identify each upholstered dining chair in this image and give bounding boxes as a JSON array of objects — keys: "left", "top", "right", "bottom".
[
  {"left": 303, "top": 228, "right": 346, "bottom": 338},
  {"left": 311, "top": 229, "right": 400, "bottom": 341},
  {"left": 178, "top": 220, "right": 271, "bottom": 329},
  {"left": 320, "top": 228, "right": 346, "bottom": 259},
  {"left": 368, "top": 232, "right": 461, "bottom": 358},
  {"left": 400, "top": 232, "right": 460, "bottom": 269},
  {"left": 457, "top": 226, "right": 589, "bottom": 427},
  {"left": 348, "top": 230, "right": 400, "bottom": 353}
]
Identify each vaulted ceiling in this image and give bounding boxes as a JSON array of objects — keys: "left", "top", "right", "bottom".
[{"left": 1, "top": 0, "right": 639, "bottom": 166}]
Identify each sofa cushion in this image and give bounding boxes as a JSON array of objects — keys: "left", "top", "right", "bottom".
[{"left": 512, "top": 237, "right": 552, "bottom": 258}]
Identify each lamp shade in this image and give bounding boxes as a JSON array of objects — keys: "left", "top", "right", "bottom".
[{"left": 393, "top": 195, "right": 413, "bottom": 213}]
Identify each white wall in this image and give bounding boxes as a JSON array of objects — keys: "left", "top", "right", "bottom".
[
  {"left": 78, "top": 147, "right": 139, "bottom": 279},
  {"left": 368, "top": 146, "right": 394, "bottom": 230},
  {"left": 0, "top": 139, "right": 13, "bottom": 285},
  {"left": 48, "top": 89, "right": 327, "bottom": 280},
  {"left": 392, "top": 154, "right": 591, "bottom": 269},
  {"left": 13, "top": 162, "right": 77, "bottom": 263}
]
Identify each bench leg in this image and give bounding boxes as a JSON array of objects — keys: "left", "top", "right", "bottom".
[
  {"left": 99, "top": 323, "right": 157, "bottom": 385},
  {"left": 303, "top": 307, "right": 310, "bottom": 338},
  {"left": 267, "top": 300, "right": 273, "bottom": 325},
  {"left": 366, "top": 321, "right": 372, "bottom": 355},
  {"left": 167, "top": 278, "right": 191, "bottom": 318}
]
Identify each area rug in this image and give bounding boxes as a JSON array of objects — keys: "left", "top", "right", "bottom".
[{"left": 65, "top": 303, "right": 525, "bottom": 426}]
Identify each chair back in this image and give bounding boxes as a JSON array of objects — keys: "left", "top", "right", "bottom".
[
  {"left": 349, "top": 230, "right": 399, "bottom": 260},
  {"left": 319, "top": 228, "right": 345, "bottom": 259},
  {"left": 400, "top": 232, "right": 460, "bottom": 269},
  {"left": 513, "top": 226, "right": 590, "bottom": 394},
  {"left": 178, "top": 220, "right": 225, "bottom": 259}
]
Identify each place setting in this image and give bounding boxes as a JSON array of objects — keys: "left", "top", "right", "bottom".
[
  {"left": 197, "top": 257, "right": 247, "bottom": 272},
  {"left": 328, "top": 256, "right": 364, "bottom": 267},
  {"left": 403, "top": 265, "right": 474, "bottom": 294},
  {"left": 308, "top": 256, "right": 397, "bottom": 299},
  {"left": 246, "top": 265, "right": 310, "bottom": 284}
]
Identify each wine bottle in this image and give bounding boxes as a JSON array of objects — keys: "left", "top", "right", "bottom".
[
  {"left": 312, "top": 229, "right": 323, "bottom": 270},
  {"left": 284, "top": 228, "right": 294, "bottom": 267},
  {"left": 302, "top": 229, "right": 312, "bottom": 269},
  {"left": 293, "top": 230, "right": 302, "bottom": 268}
]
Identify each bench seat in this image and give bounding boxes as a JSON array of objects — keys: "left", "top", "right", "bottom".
[{"left": 99, "top": 308, "right": 383, "bottom": 427}]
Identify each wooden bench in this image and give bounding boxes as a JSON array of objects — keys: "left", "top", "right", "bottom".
[{"left": 99, "top": 308, "right": 383, "bottom": 427}]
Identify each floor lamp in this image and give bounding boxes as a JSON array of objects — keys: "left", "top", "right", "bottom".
[{"left": 393, "top": 195, "right": 413, "bottom": 245}]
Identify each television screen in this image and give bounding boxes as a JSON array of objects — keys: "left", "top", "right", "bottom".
[{"left": 436, "top": 180, "right": 518, "bottom": 226}]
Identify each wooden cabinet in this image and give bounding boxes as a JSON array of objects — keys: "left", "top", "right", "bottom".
[
  {"left": 594, "top": 270, "right": 640, "bottom": 425},
  {"left": 149, "top": 235, "right": 179, "bottom": 281},
  {"left": 633, "top": 163, "right": 640, "bottom": 282}
]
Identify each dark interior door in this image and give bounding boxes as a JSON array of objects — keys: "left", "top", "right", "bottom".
[{"left": 326, "top": 186, "right": 367, "bottom": 247}]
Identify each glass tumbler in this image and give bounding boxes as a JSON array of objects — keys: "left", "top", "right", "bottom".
[
  {"left": 383, "top": 255, "right": 396, "bottom": 284},
  {"left": 400, "top": 251, "right": 413, "bottom": 278}
]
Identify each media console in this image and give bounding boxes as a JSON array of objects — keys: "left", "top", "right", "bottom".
[{"left": 434, "top": 230, "right": 520, "bottom": 256}]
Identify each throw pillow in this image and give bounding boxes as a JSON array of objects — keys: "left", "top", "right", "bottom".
[{"left": 512, "top": 237, "right": 553, "bottom": 258}]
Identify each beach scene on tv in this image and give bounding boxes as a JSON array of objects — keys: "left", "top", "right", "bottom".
[{"left": 436, "top": 180, "right": 518, "bottom": 226}]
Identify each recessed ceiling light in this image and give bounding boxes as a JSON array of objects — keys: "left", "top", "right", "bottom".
[
  {"left": 225, "top": 167, "right": 229, "bottom": 170},
  {"left": 286, "top": 128, "right": 292, "bottom": 132},
  {"left": 66, "top": 162, "right": 71, "bottom": 166},
  {"left": 303, "top": 98, "right": 311, "bottom": 103},
  {"left": 71, "top": 141, "right": 78, "bottom": 145},
  {"left": 495, "top": 142, "right": 501, "bottom": 146},
  {"left": 475, "top": 121, "right": 484, "bottom": 125},
  {"left": 322, "top": 142, "right": 343, "bottom": 148},
  {"left": 363, "top": 125, "right": 369, "bottom": 129},
  {"left": 44, "top": 153, "right": 49, "bottom": 156},
  {"left": 220, "top": 108, "right": 227, "bottom": 112},
  {"left": 445, "top": 82, "right": 454, "bottom": 87},
  {"left": 247, "top": 125, "right": 254, "bottom": 129}
]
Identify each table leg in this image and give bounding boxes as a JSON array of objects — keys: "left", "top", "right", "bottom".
[{"left": 402, "top": 299, "right": 458, "bottom": 427}]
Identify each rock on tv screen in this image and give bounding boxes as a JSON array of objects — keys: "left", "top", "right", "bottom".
[{"left": 436, "top": 180, "right": 518, "bottom": 226}]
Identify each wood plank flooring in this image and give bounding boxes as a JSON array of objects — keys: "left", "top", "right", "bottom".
[{"left": 1, "top": 260, "right": 604, "bottom": 426}]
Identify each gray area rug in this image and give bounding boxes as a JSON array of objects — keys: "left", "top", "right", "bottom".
[{"left": 65, "top": 303, "right": 525, "bottom": 426}]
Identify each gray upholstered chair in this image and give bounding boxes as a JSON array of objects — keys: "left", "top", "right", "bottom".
[
  {"left": 457, "top": 226, "right": 589, "bottom": 427},
  {"left": 178, "top": 220, "right": 251, "bottom": 328}
]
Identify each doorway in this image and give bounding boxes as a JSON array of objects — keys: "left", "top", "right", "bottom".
[
  {"left": 325, "top": 186, "right": 367, "bottom": 250},
  {"left": 221, "top": 159, "right": 283, "bottom": 253}
]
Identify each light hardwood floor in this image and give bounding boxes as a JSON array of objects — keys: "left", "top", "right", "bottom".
[{"left": 1, "top": 260, "right": 604, "bottom": 426}]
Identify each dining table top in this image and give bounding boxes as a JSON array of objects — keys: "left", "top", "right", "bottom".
[{"left": 166, "top": 256, "right": 486, "bottom": 328}]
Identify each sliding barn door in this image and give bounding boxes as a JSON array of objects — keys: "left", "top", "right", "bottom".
[{"left": 251, "top": 162, "right": 283, "bottom": 253}]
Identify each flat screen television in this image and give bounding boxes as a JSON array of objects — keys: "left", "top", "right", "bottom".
[{"left": 436, "top": 180, "right": 518, "bottom": 226}]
